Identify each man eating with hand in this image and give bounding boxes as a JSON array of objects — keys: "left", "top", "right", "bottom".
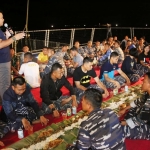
[{"left": 2, "top": 77, "right": 49, "bottom": 132}]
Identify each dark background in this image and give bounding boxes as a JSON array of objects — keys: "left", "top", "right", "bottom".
[
  {"left": 1, "top": 0, "right": 150, "bottom": 30},
  {"left": 1, "top": 0, "right": 150, "bottom": 52}
]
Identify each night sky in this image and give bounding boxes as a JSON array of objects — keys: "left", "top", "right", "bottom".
[{"left": 1, "top": 0, "right": 150, "bottom": 31}]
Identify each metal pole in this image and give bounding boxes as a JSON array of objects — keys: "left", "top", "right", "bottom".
[
  {"left": 45, "top": 30, "right": 48, "bottom": 47},
  {"left": 130, "top": 28, "right": 132, "bottom": 39},
  {"left": 25, "top": 0, "right": 29, "bottom": 32},
  {"left": 132, "top": 28, "right": 134, "bottom": 37},
  {"left": 90, "top": 28, "right": 95, "bottom": 42},
  {"left": 47, "top": 30, "right": 50, "bottom": 47},
  {"left": 70, "top": 29, "right": 75, "bottom": 48}
]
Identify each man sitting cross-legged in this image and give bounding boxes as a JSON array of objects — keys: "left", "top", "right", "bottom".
[
  {"left": 2, "top": 77, "right": 48, "bottom": 132},
  {"left": 67, "top": 88, "right": 126, "bottom": 150},
  {"left": 40, "top": 63, "right": 77, "bottom": 117},
  {"left": 119, "top": 72, "right": 150, "bottom": 140},
  {"left": 100, "top": 52, "right": 130, "bottom": 90},
  {"left": 73, "top": 57, "right": 109, "bottom": 101}
]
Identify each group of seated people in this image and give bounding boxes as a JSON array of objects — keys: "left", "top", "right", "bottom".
[{"left": 0, "top": 36, "right": 150, "bottom": 149}]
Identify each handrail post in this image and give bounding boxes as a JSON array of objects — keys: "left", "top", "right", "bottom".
[
  {"left": 70, "top": 29, "right": 75, "bottom": 48},
  {"left": 130, "top": 28, "right": 132, "bottom": 39},
  {"left": 132, "top": 28, "right": 134, "bottom": 38},
  {"left": 44, "top": 30, "right": 48, "bottom": 47},
  {"left": 47, "top": 30, "right": 50, "bottom": 47},
  {"left": 90, "top": 28, "right": 95, "bottom": 42}
]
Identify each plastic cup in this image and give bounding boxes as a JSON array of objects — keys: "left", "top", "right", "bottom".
[{"left": 61, "top": 112, "right": 67, "bottom": 120}]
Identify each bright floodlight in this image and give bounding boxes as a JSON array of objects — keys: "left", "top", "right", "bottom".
[
  {"left": 51, "top": 25, "right": 54, "bottom": 27},
  {"left": 116, "top": 24, "right": 118, "bottom": 26}
]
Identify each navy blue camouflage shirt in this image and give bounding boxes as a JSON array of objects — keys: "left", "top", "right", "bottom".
[{"left": 76, "top": 108, "right": 126, "bottom": 150}]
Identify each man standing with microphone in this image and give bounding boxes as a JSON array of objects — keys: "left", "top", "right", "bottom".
[{"left": 0, "top": 10, "right": 25, "bottom": 104}]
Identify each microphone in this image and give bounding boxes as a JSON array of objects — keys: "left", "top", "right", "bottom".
[{"left": 4, "top": 23, "right": 14, "bottom": 36}]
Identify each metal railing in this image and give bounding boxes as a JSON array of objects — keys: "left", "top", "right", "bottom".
[{"left": 14, "top": 27, "right": 150, "bottom": 53}]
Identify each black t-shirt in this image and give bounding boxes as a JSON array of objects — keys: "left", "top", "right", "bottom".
[
  {"left": 73, "top": 66, "right": 97, "bottom": 88},
  {"left": 137, "top": 53, "right": 150, "bottom": 64}
]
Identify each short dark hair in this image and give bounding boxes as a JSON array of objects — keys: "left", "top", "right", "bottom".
[
  {"left": 129, "top": 48, "right": 138, "bottom": 57},
  {"left": 43, "top": 46, "right": 48, "bottom": 49},
  {"left": 70, "top": 46, "right": 78, "bottom": 51},
  {"left": 24, "top": 52, "right": 33, "bottom": 59},
  {"left": 12, "top": 76, "right": 26, "bottom": 86},
  {"left": 83, "top": 88, "right": 102, "bottom": 108},
  {"left": 115, "top": 40, "right": 120, "bottom": 45},
  {"left": 23, "top": 45, "right": 28, "bottom": 47},
  {"left": 110, "top": 52, "right": 119, "bottom": 58},
  {"left": 51, "top": 63, "right": 62, "bottom": 73},
  {"left": 105, "top": 42, "right": 110, "bottom": 46},
  {"left": 83, "top": 57, "right": 93, "bottom": 64},
  {"left": 61, "top": 44, "right": 69, "bottom": 47}
]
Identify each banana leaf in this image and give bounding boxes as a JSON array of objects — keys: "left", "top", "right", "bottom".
[
  {"left": 56, "top": 121, "right": 66, "bottom": 129},
  {"left": 60, "top": 132, "right": 77, "bottom": 144},
  {"left": 52, "top": 141, "right": 68, "bottom": 150},
  {"left": 8, "top": 136, "right": 33, "bottom": 150},
  {"left": 50, "top": 123, "right": 60, "bottom": 132},
  {"left": 8, "top": 128, "right": 48, "bottom": 149},
  {"left": 62, "top": 119, "right": 72, "bottom": 126},
  {"left": 70, "top": 127, "right": 79, "bottom": 137}
]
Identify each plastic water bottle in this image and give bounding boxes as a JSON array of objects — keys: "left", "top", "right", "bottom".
[
  {"left": 17, "top": 128, "right": 24, "bottom": 139},
  {"left": 125, "top": 85, "right": 128, "bottom": 92},
  {"left": 72, "top": 106, "right": 77, "bottom": 115}
]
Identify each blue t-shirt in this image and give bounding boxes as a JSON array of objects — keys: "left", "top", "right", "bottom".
[
  {"left": 100, "top": 61, "right": 119, "bottom": 80},
  {"left": 0, "top": 29, "right": 10, "bottom": 63}
]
